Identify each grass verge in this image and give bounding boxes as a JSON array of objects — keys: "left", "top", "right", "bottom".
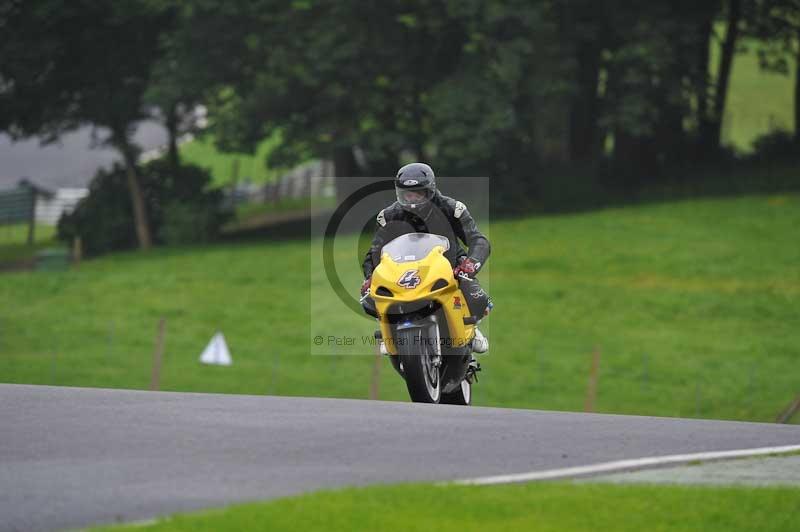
[{"left": 98, "top": 481, "right": 800, "bottom": 532}]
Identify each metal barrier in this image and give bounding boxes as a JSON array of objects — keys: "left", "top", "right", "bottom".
[{"left": 0, "top": 180, "right": 53, "bottom": 245}]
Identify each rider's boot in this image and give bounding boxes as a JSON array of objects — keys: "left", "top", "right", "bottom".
[
  {"left": 375, "top": 329, "right": 389, "bottom": 355},
  {"left": 472, "top": 327, "right": 489, "bottom": 354},
  {"left": 471, "top": 300, "right": 492, "bottom": 355}
]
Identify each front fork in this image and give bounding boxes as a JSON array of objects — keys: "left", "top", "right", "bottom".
[
  {"left": 396, "top": 318, "right": 442, "bottom": 360},
  {"left": 390, "top": 317, "right": 442, "bottom": 377}
]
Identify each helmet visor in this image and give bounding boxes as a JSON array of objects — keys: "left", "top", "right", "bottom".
[{"left": 396, "top": 187, "right": 434, "bottom": 208}]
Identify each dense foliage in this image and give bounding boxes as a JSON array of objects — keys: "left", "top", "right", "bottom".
[
  {"left": 168, "top": 0, "right": 800, "bottom": 205},
  {"left": 57, "top": 160, "right": 229, "bottom": 256},
  {"left": 2, "top": 0, "right": 799, "bottom": 226},
  {"left": 0, "top": 0, "right": 178, "bottom": 248}
]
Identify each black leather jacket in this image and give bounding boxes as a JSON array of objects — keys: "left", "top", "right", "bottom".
[{"left": 362, "top": 192, "right": 491, "bottom": 278}]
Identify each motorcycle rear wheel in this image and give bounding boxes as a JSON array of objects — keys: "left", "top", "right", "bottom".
[{"left": 397, "top": 328, "right": 441, "bottom": 403}]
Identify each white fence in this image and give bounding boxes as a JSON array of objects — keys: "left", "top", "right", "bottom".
[
  {"left": 227, "top": 159, "right": 335, "bottom": 205},
  {"left": 24, "top": 159, "right": 333, "bottom": 225},
  {"left": 35, "top": 188, "right": 88, "bottom": 225}
]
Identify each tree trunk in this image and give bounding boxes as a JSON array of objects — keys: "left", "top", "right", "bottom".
[
  {"left": 613, "top": 128, "right": 658, "bottom": 187},
  {"left": 569, "top": 41, "right": 601, "bottom": 162},
  {"left": 114, "top": 130, "right": 152, "bottom": 250},
  {"left": 333, "top": 144, "right": 358, "bottom": 211},
  {"left": 795, "top": 38, "right": 800, "bottom": 145},
  {"left": 165, "top": 102, "right": 181, "bottom": 174},
  {"left": 412, "top": 80, "right": 425, "bottom": 161},
  {"left": 367, "top": 151, "right": 399, "bottom": 178},
  {"left": 709, "top": 0, "right": 742, "bottom": 149},
  {"left": 332, "top": 145, "right": 390, "bottom": 233},
  {"left": 655, "top": 87, "right": 687, "bottom": 170},
  {"left": 697, "top": 17, "right": 711, "bottom": 121},
  {"left": 333, "top": 144, "right": 357, "bottom": 178},
  {"left": 696, "top": 15, "right": 713, "bottom": 154}
]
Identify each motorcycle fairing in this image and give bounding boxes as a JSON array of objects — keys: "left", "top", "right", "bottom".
[{"left": 370, "top": 244, "right": 475, "bottom": 355}]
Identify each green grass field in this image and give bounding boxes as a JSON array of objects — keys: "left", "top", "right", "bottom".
[
  {"left": 99, "top": 481, "right": 800, "bottom": 532},
  {"left": 179, "top": 131, "right": 286, "bottom": 187},
  {"left": 0, "top": 223, "right": 58, "bottom": 264},
  {"left": 719, "top": 40, "right": 796, "bottom": 150},
  {"left": 1, "top": 194, "right": 798, "bottom": 422}
]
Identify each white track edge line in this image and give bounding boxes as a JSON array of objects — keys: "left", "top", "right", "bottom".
[{"left": 449, "top": 443, "right": 800, "bottom": 486}]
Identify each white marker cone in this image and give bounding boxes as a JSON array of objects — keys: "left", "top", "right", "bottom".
[{"left": 200, "top": 332, "right": 232, "bottom": 366}]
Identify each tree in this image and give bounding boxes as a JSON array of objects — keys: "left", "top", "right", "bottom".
[
  {"left": 0, "top": 0, "right": 174, "bottom": 249},
  {"left": 144, "top": 38, "right": 198, "bottom": 175},
  {"left": 706, "top": 0, "right": 744, "bottom": 151},
  {"left": 172, "top": 0, "right": 475, "bottom": 222},
  {"left": 58, "top": 158, "right": 227, "bottom": 256},
  {"left": 140, "top": 0, "right": 785, "bottom": 213},
  {"left": 195, "top": 1, "right": 467, "bottom": 177},
  {"left": 562, "top": 0, "right": 605, "bottom": 163}
]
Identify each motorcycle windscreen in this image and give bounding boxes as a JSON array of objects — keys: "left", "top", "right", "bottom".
[{"left": 381, "top": 233, "right": 450, "bottom": 263}]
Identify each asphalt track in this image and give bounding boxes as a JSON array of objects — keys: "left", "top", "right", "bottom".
[{"left": 2, "top": 384, "right": 799, "bottom": 531}]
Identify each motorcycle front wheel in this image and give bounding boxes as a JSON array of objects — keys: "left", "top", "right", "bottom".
[
  {"left": 441, "top": 378, "right": 471, "bottom": 406},
  {"left": 397, "top": 327, "right": 441, "bottom": 403}
]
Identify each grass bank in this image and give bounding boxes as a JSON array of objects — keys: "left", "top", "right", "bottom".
[
  {"left": 1, "top": 195, "right": 798, "bottom": 421},
  {"left": 100, "top": 481, "right": 800, "bottom": 532}
]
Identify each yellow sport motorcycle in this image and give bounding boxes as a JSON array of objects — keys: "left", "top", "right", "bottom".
[{"left": 362, "top": 233, "right": 480, "bottom": 405}]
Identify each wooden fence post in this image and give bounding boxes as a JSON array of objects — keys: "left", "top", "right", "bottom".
[
  {"left": 776, "top": 394, "right": 800, "bottom": 424},
  {"left": 27, "top": 188, "right": 36, "bottom": 246},
  {"left": 369, "top": 350, "right": 382, "bottom": 400},
  {"left": 72, "top": 236, "right": 83, "bottom": 264},
  {"left": 150, "top": 318, "right": 166, "bottom": 391},
  {"left": 584, "top": 346, "right": 601, "bottom": 413}
]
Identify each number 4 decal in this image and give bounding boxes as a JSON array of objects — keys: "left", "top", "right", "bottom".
[{"left": 397, "top": 269, "right": 421, "bottom": 289}]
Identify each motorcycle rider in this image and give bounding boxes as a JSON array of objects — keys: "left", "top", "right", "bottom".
[{"left": 360, "top": 162, "right": 491, "bottom": 354}]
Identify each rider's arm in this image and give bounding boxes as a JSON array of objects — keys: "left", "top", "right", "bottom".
[
  {"left": 452, "top": 201, "right": 490, "bottom": 269},
  {"left": 362, "top": 209, "right": 390, "bottom": 278}
]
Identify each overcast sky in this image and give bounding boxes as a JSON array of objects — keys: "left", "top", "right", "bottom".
[{"left": 0, "top": 121, "right": 167, "bottom": 190}]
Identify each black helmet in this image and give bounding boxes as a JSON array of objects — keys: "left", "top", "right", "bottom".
[{"left": 395, "top": 162, "right": 436, "bottom": 214}]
